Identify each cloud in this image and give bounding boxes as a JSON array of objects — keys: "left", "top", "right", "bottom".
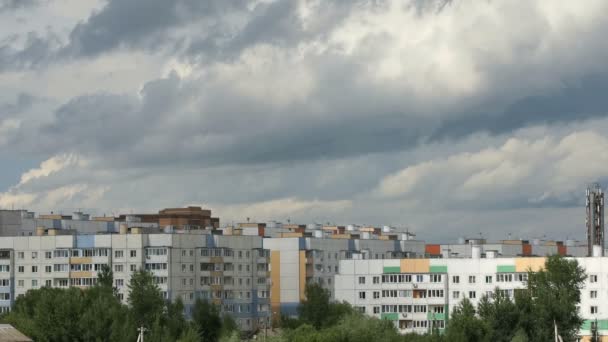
[
  {"left": 2, "top": 0, "right": 608, "bottom": 241},
  {"left": 377, "top": 130, "right": 608, "bottom": 209}
]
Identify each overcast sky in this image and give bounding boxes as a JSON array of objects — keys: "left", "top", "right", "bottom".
[{"left": 1, "top": 0, "right": 607, "bottom": 241}]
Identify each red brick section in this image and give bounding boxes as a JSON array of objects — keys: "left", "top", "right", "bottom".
[
  {"left": 425, "top": 244, "right": 441, "bottom": 256},
  {"left": 522, "top": 244, "right": 532, "bottom": 256},
  {"left": 558, "top": 245, "right": 567, "bottom": 256}
]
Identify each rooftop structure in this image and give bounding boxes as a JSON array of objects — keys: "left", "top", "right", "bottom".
[{"left": 587, "top": 184, "right": 604, "bottom": 257}]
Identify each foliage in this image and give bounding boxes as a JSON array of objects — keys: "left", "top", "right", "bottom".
[
  {"left": 444, "top": 298, "right": 490, "bottom": 342},
  {"left": 192, "top": 298, "right": 223, "bottom": 342},
  {"left": 525, "top": 255, "right": 587, "bottom": 341},
  {"left": 296, "top": 283, "right": 355, "bottom": 330},
  {"left": 127, "top": 269, "right": 165, "bottom": 328}
]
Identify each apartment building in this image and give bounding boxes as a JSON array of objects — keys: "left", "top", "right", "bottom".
[
  {"left": 263, "top": 233, "right": 426, "bottom": 320},
  {"left": 0, "top": 229, "right": 270, "bottom": 331},
  {"left": 335, "top": 254, "right": 608, "bottom": 339}
]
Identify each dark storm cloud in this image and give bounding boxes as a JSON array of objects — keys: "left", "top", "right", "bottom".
[
  {"left": 5, "top": 0, "right": 608, "bottom": 170},
  {"left": 64, "top": 0, "right": 248, "bottom": 57},
  {"left": 431, "top": 74, "right": 608, "bottom": 142}
]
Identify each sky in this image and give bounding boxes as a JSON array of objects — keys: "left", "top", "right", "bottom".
[{"left": 1, "top": 0, "right": 608, "bottom": 241}]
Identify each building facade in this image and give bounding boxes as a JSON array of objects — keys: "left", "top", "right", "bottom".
[
  {"left": 0, "top": 230, "right": 270, "bottom": 331},
  {"left": 263, "top": 235, "right": 426, "bottom": 320},
  {"left": 335, "top": 255, "right": 608, "bottom": 340}
]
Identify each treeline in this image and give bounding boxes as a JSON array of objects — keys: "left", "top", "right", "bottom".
[
  {"left": 268, "top": 255, "right": 587, "bottom": 342},
  {"left": 0, "top": 266, "right": 238, "bottom": 342}
]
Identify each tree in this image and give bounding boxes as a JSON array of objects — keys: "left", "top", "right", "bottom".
[
  {"left": 192, "top": 298, "right": 222, "bottom": 342},
  {"left": 298, "top": 283, "right": 330, "bottom": 329},
  {"left": 444, "top": 298, "right": 490, "bottom": 342},
  {"left": 127, "top": 269, "right": 165, "bottom": 328},
  {"left": 477, "top": 290, "right": 519, "bottom": 342},
  {"left": 526, "top": 255, "right": 586, "bottom": 341},
  {"left": 220, "top": 313, "right": 238, "bottom": 338},
  {"left": 178, "top": 325, "right": 202, "bottom": 342}
]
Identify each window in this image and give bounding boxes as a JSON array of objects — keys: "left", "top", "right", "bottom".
[
  {"left": 591, "top": 306, "right": 598, "bottom": 314},
  {"left": 17, "top": 280, "right": 24, "bottom": 287},
  {"left": 591, "top": 290, "right": 598, "bottom": 299},
  {"left": 31, "top": 266, "right": 38, "bottom": 273},
  {"left": 31, "top": 252, "right": 37, "bottom": 259},
  {"left": 146, "top": 248, "right": 167, "bottom": 256},
  {"left": 359, "top": 291, "right": 366, "bottom": 299},
  {"left": 45, "top": 280, "right": 52, "bottom": 287},
  {"left": 0, "top": 293, "right": 10, "bottom": 300},
  {"left": 452, "top": 275, "right": 460, "bottom": 284},
  {"left": 53, "top": 264, "right": 68, "bottom": 272},
  {"left": 115, "top": 250, "right": 124, "bottom": 258},
  {"left": 453, "top": 291, "right": 460, "bottom": 299},
  {"left": 373, "top": 276, "right": 380, "bottom": 284},
  {"left": 468, "top": 275, "right": 476, "bottom": 283},
  {"left": 373, "top": 291, "right": 380, "bottom": 299},
  {"left": 416, "top": 275, "right": 423, "bottom": 282},
  {"left": 45, "top": 265, "right": 52, "bottom": 273},
  {"left": 17, "top": 252, "right": 24, "bottom": 259},
  {"left": 0, "top": 265, "right": 8, "bottom": 272},
  {"left": 114, "top": 265, "right": 124, "bottom": 272},
  {"left": 373, "top": 306, "right": 380, "bottom": 314},
  {"left": 430, "top": 274, "right": 442, "bottom": 283},
  {"left": 45, "top": 251, "right": 52, "bottom": 259},
  {"left": 469, "top": 291, "right": 476, "bottom": 299},
  {"left": 0, "top": 279, "right": 9, "bottom": 286},
  {"left": 31, "top": 280, "right": 38, "bottom": 287},
  {"left": 358, "top": 276, "right": 366, "bottom": 284},
  {"left": 485, "top": 275, "right": 492, "bottom": 284},
  {"left": 590, "top": 275, "right": 598, "bottom": 283},
  {"left": 130, "top": 250, "right": 137, "bottom": 258},
  {"left": 18, "top": 266, "right": 24, "bottom": 273},
  {"left": 54, "top": 250, "right": 69, "bottom": 258},
  {"left": 130, "top": 265, "right": 137, "bottom": 272},
  {"left": 116, "top": 279, "right": 124, "bottom": 287},
  {"left": 144, "top": 263, "right": 168, "bottom": 271}
]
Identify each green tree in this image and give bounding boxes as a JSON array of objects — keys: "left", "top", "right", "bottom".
[
  {"left": 298, "top": 283, "right": 330, "bottom": 329},
  {"left": 477, "top": 290, "right": 519, "bottom": 342},
  {"left": 178, "top": 324, "right": 202, "bottom": 342},
  {"left": 127, "top": 269, "right": 165, "bottom": 328},
  {"left": 192, "top": 298, "right": 222, "bottom": 342},
  {"left": 526, "top": 255, "right": 586, "bottom": 341},
  {"left": 220, "top": 313, "right": 238, "bottom": 338},
  {"left": 165, "top": 298, "right": 187, "bottom": 340},
  {"left": 445, "top": 298, "right": 489, "bottom": 342}
]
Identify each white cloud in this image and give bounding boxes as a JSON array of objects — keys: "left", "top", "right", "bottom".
[{"left": 377, "top": 130, "right": 608, "bottom": 208}]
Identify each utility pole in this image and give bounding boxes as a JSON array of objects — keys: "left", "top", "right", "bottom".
[{"left": 136, "top": 326, "right": 147, "bottom": 342}]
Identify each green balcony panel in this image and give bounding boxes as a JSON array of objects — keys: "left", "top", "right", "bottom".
[
  {"left": 383, "top": 266, "right": 401, "bottom": 274},
  {"left": 381, "top": 313, "right": 399, "bottom": 321},
  {"left": 496, "top": 265, "right": 516, "bottom": 273},
  {"left": 427, "top": 312, "right": 446, "bottom": 320},
  {"left": 429, "top": 265, "right": 448, "bottom": 273}
]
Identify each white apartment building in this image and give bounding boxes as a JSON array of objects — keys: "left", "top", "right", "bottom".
[
  {"left": 0, "top": 229, "right": 270, "bottom": 332},
  {"left": 335, "top": 254, "right": 608, "bottom": 340}
]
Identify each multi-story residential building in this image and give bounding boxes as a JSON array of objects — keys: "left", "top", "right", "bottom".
[
  {"left": 263, "top": 231, "right": 426, "bottom": 320},
  {"left": 335, "top": 253, "right": 608, "bottom": 339},
  {"left": 0, "top": 228, "right": 270, "bottom": 332}
]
